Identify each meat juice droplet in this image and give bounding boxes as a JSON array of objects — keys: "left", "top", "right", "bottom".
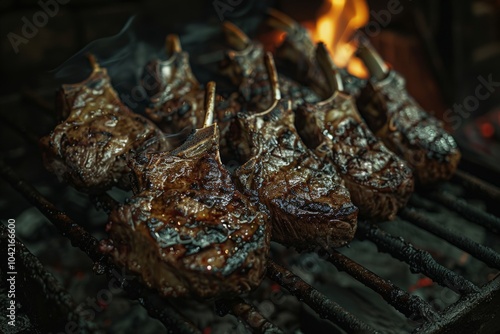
[{"left": 104, "top": 118, "right": 118, "bottom": 127}]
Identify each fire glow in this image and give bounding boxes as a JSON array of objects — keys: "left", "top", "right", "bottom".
[{"left": 308, "top": 0, "right": 370, "bottom": 78}]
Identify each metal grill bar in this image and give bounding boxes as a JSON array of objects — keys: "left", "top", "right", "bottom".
[
  {"left": 266, "top": 259, "right": 377, "bottom": 333},
  {"left": 428, "top": 191, "right": 500, "bottom": 233},
  {"left": 412, "top": 276, "right": 500, "bottom": 334},
  {"left": 400, "top": 207, "right": 500, "bottom": 270},
  {"left": 0, "top": 159, "right": 201, "bottom": 334},
  {"left": 454, "top": 170, "right": 500, "bottom": 204},
  {"left": 216, "top": 298, "right": 284, "bottom": 333},
  {"left": 138, "top": 294, "right": 201, "bottom": 334},
  {"left": 356, "top": 221, "right": 480, "bottom": 295},
  {"left": 321, "top": 250, "right": 439, "bottom": 321}
]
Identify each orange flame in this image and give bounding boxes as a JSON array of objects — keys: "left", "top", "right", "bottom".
[{"left": 310, "top": 0, "right": 370, "bottom": 78}]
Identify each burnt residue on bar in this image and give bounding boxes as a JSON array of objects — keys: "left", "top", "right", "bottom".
[
  {"left": 356, "top": 221, "right": 480, "bottom": 295},
  {"left": 400, "top": 207, "right": 500, "bottom": 270},
  {"left": 215, "top": 298, "right": 284, "bottom": 334},
  {"left": 266, "top": 259, "right": 379, "bottom": 333},
  {"left": 320, "top": 249, "right": 439, "bottom": 322},
  {"left": 427, "top": 190, "right": 500, "bottom": 234}
]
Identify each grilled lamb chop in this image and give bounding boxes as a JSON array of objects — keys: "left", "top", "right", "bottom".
[
  {"left": 295, "top": 44, "right": 414, "bottom": 220},
  {"left": 235, "top": 53, "right": 357, "bottom": 250},
  {"left": 220, "top": 22, "right": 320, "bottom": 112},
  {"left": 104, "top": 82, "right": 271, "bottom": 298},
  {"left": 142, "top": 34, "right": 206, "bottom": 134},
  {"left": 40, "top": 55, "right": 168, "bottom": 193},
  {"left": 356, "top": 41, "right": 461, "bottom": 184},
  {"left": 142, "top": 34, "right": 240, "bottom": 160},
  {"left": 267, "top": 9, "right": 366, "bottom": 98}
]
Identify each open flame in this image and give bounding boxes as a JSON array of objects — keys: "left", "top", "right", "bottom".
[{"left": 309, "top": 0, "right": 370, "bottom": 78}]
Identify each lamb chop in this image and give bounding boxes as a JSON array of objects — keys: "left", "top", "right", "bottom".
[
  {"left": 235, "top": 53, "right": 358, "bottom": 250},
  {"left": 219, "top": 22, "right": 320, "bottom": 113},
  {"left": 40, "top": 55, "right": 168, "bottom": 193},
  {"left": 142, "top": 34, "right": 240, "bottom": 160},
  {"left": 295, "top": 44, "right": 414, "bottom": 220},
  {"left": 104, "top": 82, "right": 270, "bottom": 299},
  {"left": 356, "top": 41, "right": 461, "bottom": 184},
  {"left": 267, "top": 9, "right": 366, "bottom": 99},
  {"left": 143, "top": 34, "right": 208, "bottom": 134}
]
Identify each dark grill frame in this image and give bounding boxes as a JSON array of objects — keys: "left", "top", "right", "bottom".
[{"left": 1, "top": 105, "right": 500, "bottom": 334}]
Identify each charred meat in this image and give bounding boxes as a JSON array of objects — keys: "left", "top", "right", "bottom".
[
  {"left": 218, "top": 22, "right": 320, "bottom": 163},
  {"left": 105, "top": 83, "right": 270, "bottom": 298},
  {"left": 142, "top": 34, "right": 207, "bottom": 134},
  {"left": 295, "top": 44, "right": 414, "bottom": 220},
  {"left": 356, "top": 42, "right": 461, "bottom": 184},
  {"left": 220, "top": 22, "right": 320, "bottom": 112},
  {"left": 40, "top": 55, "right": 168, "bottom": 193},
  {"left": 235, "top": 54, "right": 357, "bottom": 250}
]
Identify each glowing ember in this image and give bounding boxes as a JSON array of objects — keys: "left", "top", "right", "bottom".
[
  {"left": 408, "top": 277, "right": 434, "bottom": 292},
  {"left": 309, "top": 0, "right": 370, "bottom": 78},
  {"left": 480, "top": 122, "right": 495, "bottom": 139}
]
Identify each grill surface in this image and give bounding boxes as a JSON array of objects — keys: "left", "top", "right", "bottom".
[{"left": 1, "top": 92, "right": 500, "bottom": 333}]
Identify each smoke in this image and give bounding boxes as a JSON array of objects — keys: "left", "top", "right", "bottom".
[{"left": 49, "top": 17, "right": 165, "bottom": 106}]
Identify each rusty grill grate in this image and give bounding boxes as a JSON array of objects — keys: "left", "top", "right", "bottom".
[{"left": 1, "top": 99, "right": 500, "bottom": 334}]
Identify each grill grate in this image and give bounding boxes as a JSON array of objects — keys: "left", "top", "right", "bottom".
[
  {"left": 427, "top": 191, "right": 500, "bottom": 233},
  {"left": 356, "top": 221, "right": 480, "bottom": 295},
  {"left": 322, "top": 249, "right": 439, "bottom": 321},
  {"left": 399, "top": 207, "right": 500, "bottom": 270},
  {"left": 1, "top": 106, "right": 500, "bottom": 333},
  {"left": 266, "top": 259, "right": 375, "bottom": 333}
]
